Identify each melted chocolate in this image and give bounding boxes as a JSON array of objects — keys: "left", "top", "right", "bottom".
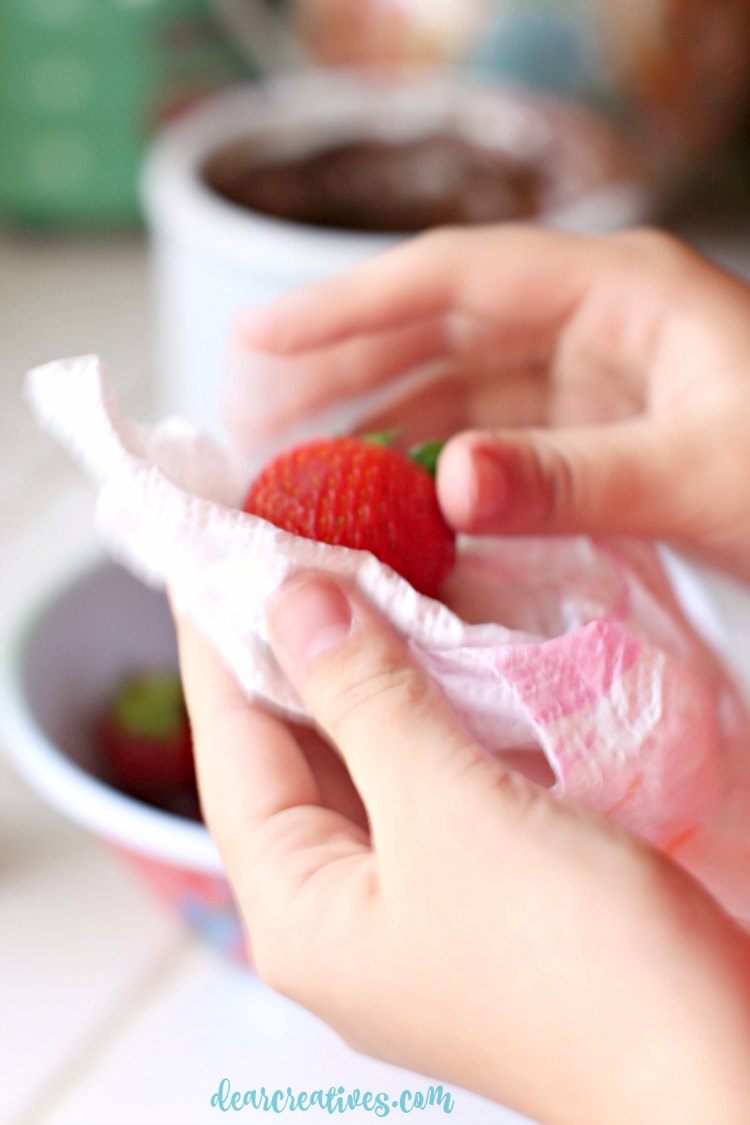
[{"left": 204, "top": 133, "right": 546, "bottom": 232}]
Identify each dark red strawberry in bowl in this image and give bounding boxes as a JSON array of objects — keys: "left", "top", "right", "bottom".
[
  {"left": 243, "top": 435, "right": 456, "bottom": 598},
  {"left": 96, "top": 672, "right": 196, "bottom": 808}
]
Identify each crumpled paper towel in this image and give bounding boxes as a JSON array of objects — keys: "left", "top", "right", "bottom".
[{"left": 26, "top": 355, "right": 750, "bottom": 924}]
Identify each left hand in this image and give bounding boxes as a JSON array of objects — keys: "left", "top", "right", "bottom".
[{"left": 174, "top": 574, "right": 750, "bottom": 1125}]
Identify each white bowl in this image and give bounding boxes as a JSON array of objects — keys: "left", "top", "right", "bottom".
[
  {"left": 142, "top": 72, "right": 650, "bottom": 446},
  {"left": 0, "top": 557, "right": 246, "bottom": 959}
]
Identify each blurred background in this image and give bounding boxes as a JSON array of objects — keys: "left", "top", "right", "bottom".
[
  {"left": 4, "top": 4, "right": 750, "bottom": 1124},
  {"left": 3, "top": 0, "right": 750, "bottom": 228}
]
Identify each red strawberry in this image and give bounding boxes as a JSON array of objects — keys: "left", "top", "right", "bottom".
[
  {"left": 243, "top": 435, "right": 456, "bottom": 597},
  {"left": 96, "top": 673, "right": 195, "bottom": 802}
]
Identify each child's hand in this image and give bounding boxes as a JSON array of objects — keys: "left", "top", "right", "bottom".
[
  {"left": 175, "top": 574, "right": 750, "bottom": 1125},
  {"left": 227, "top": 227, "right": 750, "bottom": 581}
]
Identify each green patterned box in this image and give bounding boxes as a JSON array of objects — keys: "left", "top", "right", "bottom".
[{"left": 0, "top": 0, "right": 248, "bottom": 227}]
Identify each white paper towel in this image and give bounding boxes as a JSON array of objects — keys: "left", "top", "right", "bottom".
[{"left": 26, "top": 354, "right": 750, "bottom": 924}]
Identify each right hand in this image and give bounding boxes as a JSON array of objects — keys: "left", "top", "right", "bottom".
[{"left": 226, "top": 226, "right": 750, "bottom": 581}]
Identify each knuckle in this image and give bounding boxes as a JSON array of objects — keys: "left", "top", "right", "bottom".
[
  {"left": 534, "top": 440, "right": 581, "bottom": 526},
  {"left": 248, "top": 805, "right": 311, "bottom": 870},
  {"left": 485, "top": 761, "right": 545, "bottom": 821},
  {"left": 463, "top": 750, "right": 547, "bottom": 826},
  {"left": 321, "top": 655, "right": 435, "bottom": 748},
  {"left": 417, "top": 223, "right": 490, "bottom": 264},
  {"left": 419, "top": 223, "right": 465, "bottom": 250},
  {"left": 614, "top": 226, "right": 693, "bottom": 272}
]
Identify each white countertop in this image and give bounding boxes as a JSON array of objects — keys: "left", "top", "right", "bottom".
[{"left": 3, "top": 213, "right": 750, "bottom": 1125}]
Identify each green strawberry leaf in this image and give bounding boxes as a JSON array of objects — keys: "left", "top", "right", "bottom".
[
  {"left": 408, "top": 440, "right": 446, "bottom": 478},
  {"left": 113, "top": 673, "right": 186, "bottom": 740},
  {"left": 360, "top": 429, "right": 401, "bottom": 447}
]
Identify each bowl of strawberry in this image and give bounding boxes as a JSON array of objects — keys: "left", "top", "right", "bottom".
[
  {"left": 2, "top": 433, "right": 457, "bottom": 963},
  {"left": 2, "top": 558, "right": 246, "bottom": 961}
]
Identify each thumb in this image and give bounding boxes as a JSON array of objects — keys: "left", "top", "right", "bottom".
[
  {"left": 437, "top": 422, "right": 685, "bottom": 540},
  {"left": 266, "top": 573, "right": 504, "bottom": 834}
]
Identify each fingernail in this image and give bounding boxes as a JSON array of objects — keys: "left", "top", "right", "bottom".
[{"left": 269, "top": 576, "right": 353, "bottom": 667}]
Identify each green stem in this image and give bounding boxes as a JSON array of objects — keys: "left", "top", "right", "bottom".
[{"left": 408, "top": 440, "right": 446, "bottom": 478}]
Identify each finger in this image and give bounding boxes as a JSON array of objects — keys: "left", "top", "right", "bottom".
[
  {"left": 353, "top": 359, "right": 640, "bottom": 446},
  {"left": 265, "top": 572, "right": 510, "bottom": 840},
  {"left": 437, "top": 421, "right": 685, "bottom": 539},
  {"left": 224, "top": 314, "right": 451, "bottom": 449},
  {"left": 234, "top": 225, "right": 589, "bottom": 359},
  {"left": 233, "top": 230, "right": 463, "bottom": 354},
  {"left": 175, "top": 609, "right": 316, "bottom": 826},
  {"left": 173, "top": 611, "right": 369, "bottom": 889},
  {"left": 227, "top": 223, "right": 590, "bottom": 446},
  {"left": 229, "top": 226, "right": 693, "bottom": 449}
]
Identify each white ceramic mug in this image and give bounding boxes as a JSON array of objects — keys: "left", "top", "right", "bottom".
[{"left": 142, "top": 73, "right": 648, "bottom": 448}]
